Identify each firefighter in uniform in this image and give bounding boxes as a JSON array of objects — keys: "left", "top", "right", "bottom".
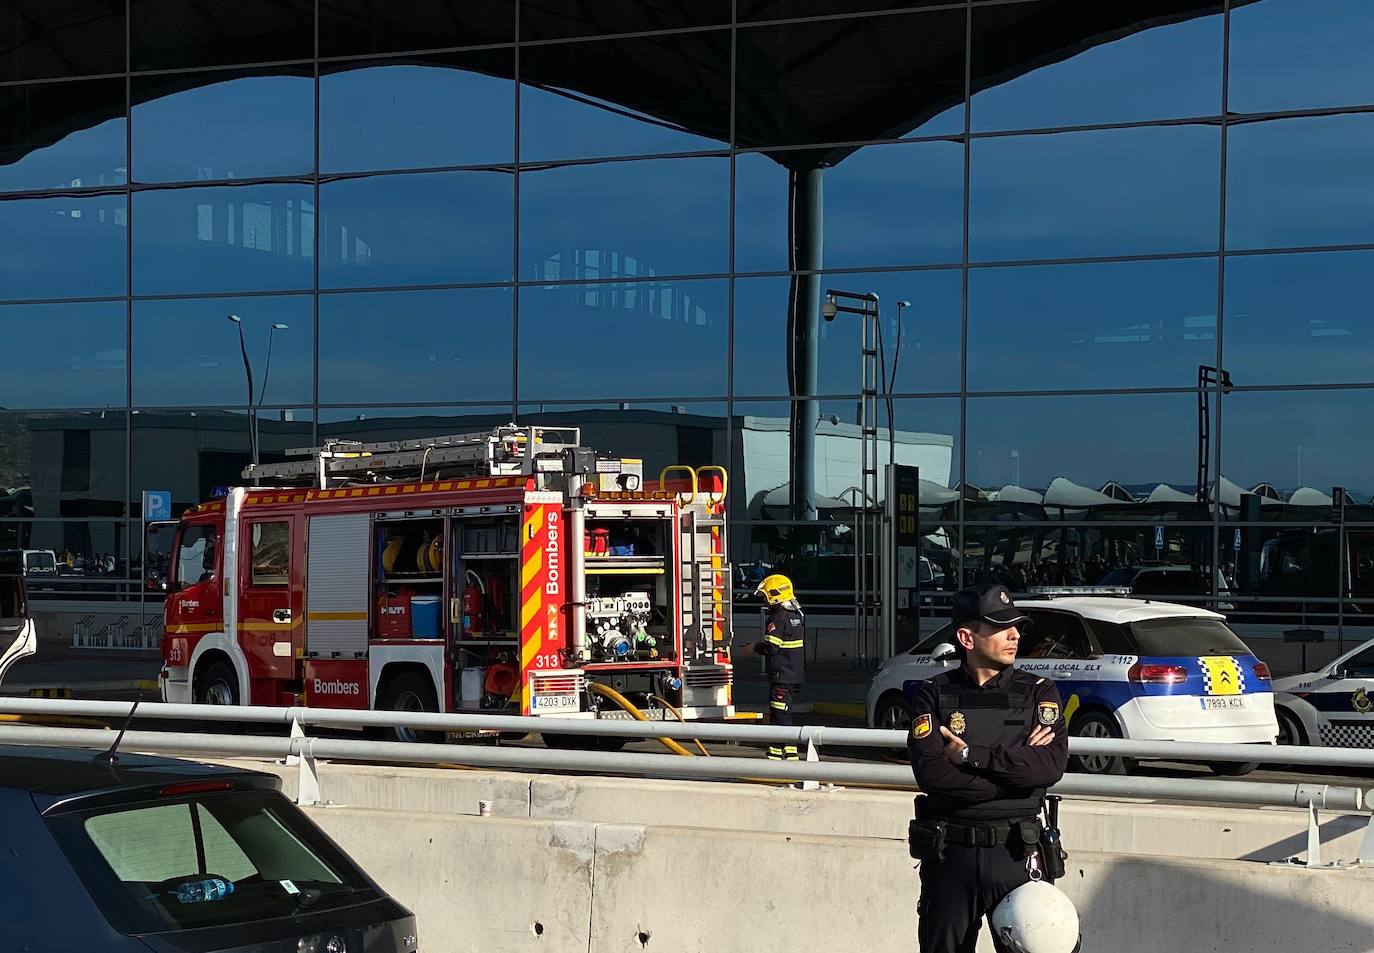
[
  {"left": 907, "top": 584, "right": 1071, "bottom": 953},
  {"left": 752, "top": 573, "right": 805, "bottom": 761}
]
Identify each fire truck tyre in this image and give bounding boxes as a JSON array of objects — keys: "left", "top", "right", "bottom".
[
  {"left": 380, "top": 672, "right": 443, "bottom": 745},
  {"left": 1068, "top": 711, "right": 1132, "bottom": 776},
  {"left": 542, "top": 733, "right": 627, "bottom": 752},
  {"left": 196, "top": 659, "right": 239, "bottom": 707}
]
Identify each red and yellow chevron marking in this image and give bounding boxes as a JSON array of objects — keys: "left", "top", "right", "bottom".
[
  {"left": 519, "top": 502, "right": 567, "bottom": 714},
  {"left": 234, "top": 476, "right": 531, "bottom": 507},
  {"left": 710, "top": 522, "right": 725, "bottom": 650}
]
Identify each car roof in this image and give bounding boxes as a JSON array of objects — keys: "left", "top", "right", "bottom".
[
  {"left": 0, "top": 744, "right": 275, "bottom": 807},
  {"left": 1018, "top": 596, "right": 1227, "bottom": 625}
]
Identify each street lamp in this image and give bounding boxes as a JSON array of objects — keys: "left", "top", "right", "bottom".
[
  {"left": 255, "top": 323, "right": 289, "bottom": 467},
  {"left": 226, "top": 314, "right": 256, "bottom": 466}
]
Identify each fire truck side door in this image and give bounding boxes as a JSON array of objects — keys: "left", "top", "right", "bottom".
[{"left": 239, "top": 515, "right": 301, "bottom": 680}]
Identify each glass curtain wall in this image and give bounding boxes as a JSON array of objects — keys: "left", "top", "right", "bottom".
[{"left": 2, "top": 0, "right": 1372, "bottom": 651}]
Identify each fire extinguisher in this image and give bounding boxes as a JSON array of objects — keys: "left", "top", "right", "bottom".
[{"left": 462, "top": 570, "right": 486, "bottom": 635}]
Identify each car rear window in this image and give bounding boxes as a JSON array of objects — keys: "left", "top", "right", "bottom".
[
  {"left": 1126, "top": 617, "right": 1252, "bottom": 658},
  {"left": 46, "top": 788, "right": 374, "bottom": 935}
]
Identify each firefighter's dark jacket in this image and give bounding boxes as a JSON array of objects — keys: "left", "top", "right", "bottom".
[
  {"left": 907, "top": 665, "right": 1068, "bottom": 822},
  {"left": 756, "top": 605, "right": 805, "bottom": 685}
]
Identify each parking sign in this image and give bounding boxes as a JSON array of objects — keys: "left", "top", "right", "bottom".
[
  {"left": 142, "top": 490, "right": 172, "bottom": 522},
  {"left": 1154, "top": 525, "right": 1165, "bottom": 551}
]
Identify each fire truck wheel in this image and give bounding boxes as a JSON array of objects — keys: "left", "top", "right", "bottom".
[
  {"left": 542, "top": 733, "right": 627, "bottom": 752},
  {"left": 381, "top": 672, "right": 443, "bottom": 744},
  {"left": 196, "top": 659, "right": 239, "bottom": 708}
]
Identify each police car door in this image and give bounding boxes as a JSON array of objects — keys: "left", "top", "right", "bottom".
[
  {"left": 1017, "top": 610, "right": 1102, "bottom": 723},
  {"left": 1309, "top": 642, "right": 1374, "bottom": 747}
]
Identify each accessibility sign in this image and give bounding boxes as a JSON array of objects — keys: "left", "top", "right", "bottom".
[{"left": 1154, "top": 525, "right": 1165, "bottom": 551}]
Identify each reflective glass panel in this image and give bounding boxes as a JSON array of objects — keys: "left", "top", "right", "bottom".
[
  {"left": 132, "top": 68, "right": 315, "bottom": 184},
  {"left": 0, "top": 78, "right": 126, "bottom": 194},
  {"left": 1226, "top": 114, "right": 1374, "bottom": 253},
  {"left": 0, "top": 1, "right": 125, "bottom": 83},
  {"left": 1229, "top": 0, "right": 1374, "bottom": 114},
  {"left": 1224, "top": 250, "right": 1374, "bottom": 387},
  {"left": 1221, "top": 523, "right": 1341, "bottom": 604},
  {"left": 321, "top": 52, "right": 515, "bottom": 173},
  {"left": 0, "top": 520, "right": 137, "bottom": 600},
  {"left": 520, "top": 0, "right": 729, "bottom": 42},
  {"left": 734, "top": 10, "right": 965, "bottom": 148},
  {"left": 0, "top": 193, "right": 127, "bottom": 301},
  {"left": 131, "top": 0, "right": 314, "bottom": 71},
  {"left": 519, "top": 32, "right": 730, "bottom": 162},
  {"left": 520, "top": 157, "right": 728, "bottom": 281},
  {"left": 967, "top": 258, "right": 1219, "bottom": 392},
  {"left": 733, "top": 269, "right": 962, "bottom": 398},
  {"left": 132, "top": 297, "right": 313, "bottom": 407},
  {"left": 739, "top": 0, "right": 956, "bottom": 19},
  {"left": 0, "top": 301, "right": 126, "bottom": 409},
  {"left": 133, "top": 184, "right": 314, "bottom": 296},
  {"left": 518, "top": 279, "right": 727, "bottom": 399},
  {"left": 734, "top": 141, "right": 965, "bottom": 273},
  {"left": 320, "top": 171, "right": 514, "bottom": 288},
  {"left": 0, "top": 411, "right": 128, "bottom": 520},
  {"left": 965, "top": 393, "right": 1202, "bottom": 515},
  {"left": 515, "top": 403, "right": 728, "bottom": 477},
  {"left": 960, "top": 525, "right": 1215, "bottom": 604},
  {"left": 730, "top": 397, "right": 961, "bottom": 521},
  {"left": 970, "top": 124, "right": 1221, "bottom": 262},
  {"left": 1222, "top": 389, "right": 1374, "bottom": 519},
  {"left": 318, "top": 288, "right": 513, "bottom": 404},
  {"left": 132, "top": 409, "right": 314, "bottom": 509},
  {"left": 320, "top": 0, "right": 515, "bottom": 56},
  {"left": 971, "top": 0, "right": 1222, "bottom": 132},
  {"left": 317, "top": 406, "right": 510, "bottom": 442}
]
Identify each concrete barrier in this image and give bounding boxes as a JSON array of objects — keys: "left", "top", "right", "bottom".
[
  {"left": 303, "top": 808, "right": 1374, "bottom": 953},
  {"left": 230, "top": 758, "right": 1371, "bottom": 865}
]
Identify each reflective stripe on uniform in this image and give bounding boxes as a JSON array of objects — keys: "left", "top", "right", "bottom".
[{"left": 770, "top": 699, "right": 788, "bottom": 710}]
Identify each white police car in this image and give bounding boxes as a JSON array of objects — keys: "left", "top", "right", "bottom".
[
  {"left": 866, "top": 593, "right": 1279, "bottom": 775},
  {"left": 1272, "top": 637, "right": 1374, "bottom": 748}
]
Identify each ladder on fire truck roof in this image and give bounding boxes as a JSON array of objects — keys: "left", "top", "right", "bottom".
[{"left": 240, "top": 424, "right": 583, "bottom": 488}]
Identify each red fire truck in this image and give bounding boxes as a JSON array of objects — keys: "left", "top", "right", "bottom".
[{"left": 157, "top": 425, "right": 736, "bottom": 741}]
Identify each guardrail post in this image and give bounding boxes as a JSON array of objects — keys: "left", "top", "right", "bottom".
[
  {"left": 282, "top": 714, "right": 306, "bottom": 767},
  {"left": 1357, "top": 808, "right": 1374, "bottom": 866},
  {"left": 294, "top": 735, "right": 321, "bottom": 806},
  {"left": 800, "top": 727, "right": 821, "bottom": 791},
  {"left": 1307, "top": 798, "right": 1323, "bottom": 869}
]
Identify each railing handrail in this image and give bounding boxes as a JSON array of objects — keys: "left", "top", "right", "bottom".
[
  {"left": 1, "top": 697, "right": 1373, "bottom": 769},
  {"left": 0, "top": 721, "right": 1364, "bottom": 814}
]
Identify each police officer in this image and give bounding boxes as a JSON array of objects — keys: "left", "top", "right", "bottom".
[
  {"left": 752, "top": 573, "right": 805, "bottom": 761},
  {"left": 908, "top": 584, "right": 1069, "bottom": 953}
]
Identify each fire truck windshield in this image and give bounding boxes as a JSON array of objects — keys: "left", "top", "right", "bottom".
[{"left": 174, "top": 526, "right": 218, "bottom": 587}]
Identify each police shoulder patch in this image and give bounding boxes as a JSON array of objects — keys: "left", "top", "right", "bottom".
[
  {"left": 1037, "top": 701, "right": 1060, "bottom": 726},
  {"left": 911, "top": 713, "right": 932, "bottom": 740}
]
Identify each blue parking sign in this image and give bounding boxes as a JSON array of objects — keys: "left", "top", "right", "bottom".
[
  {"left": 1154, "top": 525, "right": 1165, "bottom": 550},
  {"left": 142, "top": 490, "right": 172, "bottom": 522}
]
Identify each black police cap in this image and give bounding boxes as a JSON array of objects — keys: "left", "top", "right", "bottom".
[{"left": 951, "top": 583, "right": 1031, "bottom": 628}]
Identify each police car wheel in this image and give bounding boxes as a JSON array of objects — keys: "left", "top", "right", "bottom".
[
  {"left": 1275, "top": 708, "right": 1307, "bottom": 748},
  {"left": 1208, "top": 760, "right": 1258, "bottom": 776},
  {"left": 1069, "top": 712, "right": 1131, "bottom": 776},
  {"left": 875, "top": 694, "right": 913, "bottom": 733}
]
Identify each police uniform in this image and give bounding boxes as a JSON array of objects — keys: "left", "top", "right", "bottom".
[
  {"left": 908, "top": 585, "right": 1069, "bottom": 953},
  {"left": 756, "top": 602, "right": 805, "bottom": 761}
]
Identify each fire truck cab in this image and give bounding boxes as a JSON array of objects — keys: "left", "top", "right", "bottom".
[{"left": 158, "top": 425, "right": 735, "bottom": 737}]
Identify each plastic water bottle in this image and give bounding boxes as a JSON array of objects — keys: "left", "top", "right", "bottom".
[{"left": 175, "top": 878, "right": 235, "bottom": 904}]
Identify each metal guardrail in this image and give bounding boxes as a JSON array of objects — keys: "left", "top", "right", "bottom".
[{"left": 0, "top": 698, "right": 1370, "bottom": 867}]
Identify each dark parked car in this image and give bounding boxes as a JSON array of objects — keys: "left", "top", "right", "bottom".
[{"left": 0, "top": 744, "right": 418, "bottom": 952}]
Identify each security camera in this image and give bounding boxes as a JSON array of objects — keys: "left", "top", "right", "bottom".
[{"left": 822, "top": 296, "right": 838, "bottom": 320}]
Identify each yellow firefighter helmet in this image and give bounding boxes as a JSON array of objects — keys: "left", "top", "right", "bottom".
[{"left": 755, "top": 573, "right": 795, "bottom": 606}]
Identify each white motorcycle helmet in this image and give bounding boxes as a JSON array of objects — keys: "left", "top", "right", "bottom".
[{"left": 990, "top": 880, "right": 1080, "bottom": 953}]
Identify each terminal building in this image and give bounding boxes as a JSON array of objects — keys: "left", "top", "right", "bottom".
[{"left": 2, "top": 1, "right": 1372, "bottom": 656}]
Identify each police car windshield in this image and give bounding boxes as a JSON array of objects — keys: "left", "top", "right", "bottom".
[
  {"left": 45, "top": 788, "right": 375, "bottom": 935},
  {"left": 1126, "top": 617, "right": 1251, "bottom": 657}
]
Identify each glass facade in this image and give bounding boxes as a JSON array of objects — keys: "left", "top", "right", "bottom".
[{"left": 3, "top": 0, "right": 1373, "bottom": 640}]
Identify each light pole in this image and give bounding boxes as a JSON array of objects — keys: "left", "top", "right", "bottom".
[
  {"left": 227, "top": 314, "right": 256, "bottom": 467},
  {"left": 255, "top": 322, "right": 289, "bottom": 466}
]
